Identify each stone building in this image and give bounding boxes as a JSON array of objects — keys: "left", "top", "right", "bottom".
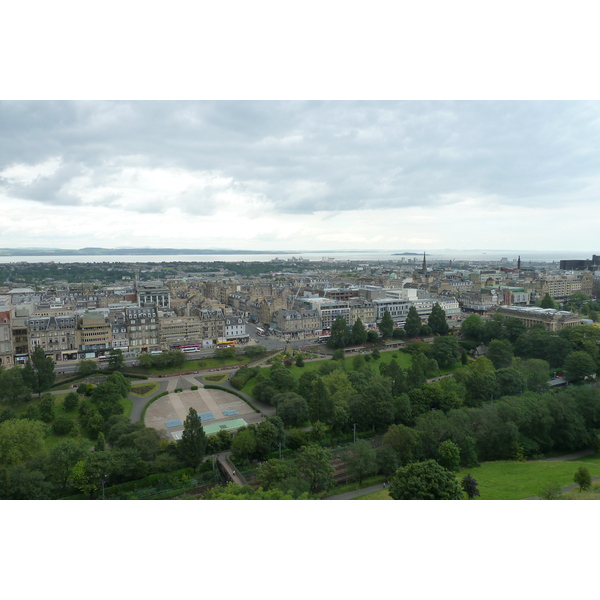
[{"left": 77, "top": 311, "right": 113, "bottom": 358}]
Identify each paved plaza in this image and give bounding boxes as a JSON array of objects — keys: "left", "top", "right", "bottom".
[{"left": 144, "top": 376, "right": 261, "bottom": 439}]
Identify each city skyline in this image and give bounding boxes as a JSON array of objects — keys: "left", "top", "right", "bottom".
[{"left": 1, "top": 101, "right": 600, "bottom": 254}]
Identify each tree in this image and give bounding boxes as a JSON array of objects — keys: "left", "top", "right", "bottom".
[
  {"left": 274, "top": 393, "right": 309, "bottom": 427},
  {"left": 256, "top": 459, "right": 298, "bottom": 491},
  {"left": 76, "top": 359, "right": 98, "bottom": 377},
  {"left": 428, "top": 303, "right": 449, "bottom": 336},
  {"left": 295, "top": 355, "right": 305, "bottom": 368},
  {"left": 0, "top": 367, "right": 31, "bottom": 404},
  {"left": 378, "top": 310, "right": 394, "bottom": 340},
  {"left": 461, "top": 474, "right": 481, "bottom": 499},
  {"left": 389, "top": 460, "right": 463, "bottom": 500},
  {"left": 404, "top": 306, "right": 422, "bottom": 339},
  {"left": 366, "top": 331, "right": 379, "bottom": 344},
  {"left": 376, "top": 444, "right": 399, "bottom": 478},
  {"left": 518, "top": 359, "right": 550, "bottom": 392},
  {"left": 63, "top": 391, "right": 80, "bottom": 412},
  {"left": 178, "top": 407, "right": 207, "bottom": 470},
  {"left": 573, "top": 465, "right": 592, "bottom": 492},
  {"left": 351, "top": 318, "right": 368, "bottom": 345},
  {"left": 44, "top": 439, "right": 87, "bottom": 492},
  {"left": 563, "top": 351, "right": 597, "bottom": 383},
  {"left": 436, "top": 440, "right": 461, "bottom": 472},
  {"left": 0, "top": 419, "right": 46, "bottom": 467},
  {"left": 538, "top": 293, "right": 560, "bottom": 309},
  {"left": 428, "top": 336, "right": 461, "bottom": 368},
  {"left": 461, "top": 314, "right": 484, "bottom": 342},
  {"left": 496, "top": 367, "right": 527, "bottom": 397},
  {"left": 38, "top": 394, "right": 56, "bottom": 423},
  {"left": 327, "top": 315, "right": 351, "bottom": 349},
  {"left": 95, "top": 432, "right": 106, "bottom": 452},
  {"left": 231, "top": 427, "right": 257, "bottom": 462},
  {"left": 486, "top": 339, "right": 514, "bottom": 369},
  {"left": 107, "top": 348, "right": 125, "bottom": 371},
  {"left": 296, "top": 445, "right": 336, "bottom": 494},
  {"left": 538, "top": 481, "right": 561, "bottom": 500},
  {"left": 345, "top": 440, "right": 377, "bottom": 485},
  {"left": 21, "top": 346, "right": 56, "bottom": 396}
]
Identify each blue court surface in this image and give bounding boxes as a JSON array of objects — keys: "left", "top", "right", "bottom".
[
  {"left": 222, "top": 409, "right": 238, "bottom": 416},
  {"left": 198, "top": 412, "right": 215, "bottom": 421},
  {"left": 165, "top": 419, "right": 183, "bottom": 428}
]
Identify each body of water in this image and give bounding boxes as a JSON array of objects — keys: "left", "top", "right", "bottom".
[{"left": 0, "top": 250, "right": 594, "bottom": 264}]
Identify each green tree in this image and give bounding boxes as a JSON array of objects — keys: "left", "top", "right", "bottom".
[
  {"left": 427, "top": 303, "right": 449, "bottom": 336},
  {"left": 256, "top": 459, "right": 298, "bottom": 491},
  {"left": 21, "top": 346, "right": 56, "bottom": 396},
  {"left": 573, "top": 465, "right": 592, "bottom": 492},
  {"left": 296, "top": 445, "right": 336, "bottom": 494},
  {"left": 496, "top": 367, "right": 527, "bottom": 397},
  {"left": 63, "top": 391, "right": 80, "bottom": 412},
  {"left": 518, "top": 358, "right": 550, "bottom": 392},
  {"left": 436, "top": 439, "right": 461, "bottom": 472},
  {"left": 107, "top": 348, "right": 125, "bottom": 371},
  {"left": 0, "top": 367, "right": 31, "bottom": 404},
  {"left": 38, "top": 394, "right": 56, "bottom": 423},
  {"left": 295, "top": 355, "right": 305, "bottom": 368},
  {"left": 461, "top": 314, "right": 485, "bottom": 342},
  {"left": 389, "top": 459, "right": 463, "bottom": 500},
  {"left": 231, "top": 427, "right": 258, "bottom": 462},
  {"left": 44, "top": 438, "right": 86, "bottom": 492},
  {"left": 0, "top": 419, "right": 46, "bottom": 467},
  {"left": 274, "top": 393, "right": 309, "bottom": 427},
  {"left": 95, "top": 432, "right": 106, "bottom": 452},
  {"left": 563, "top": 351, "right": 597, "bottom": 383},
  {"left": 428, "top": 336, "right": 461, "bottom": 368},
  {"left": 351, "top": 318, "right": 368, "bottom": 345},
  {"left": 76, "top": 359, "right": 98, "bottom": 377},
  {"left": 375, "top": 444, "right": 399, "bottom": 478},
  {"left": 327, "top": 315, "right": 351, "bottom": 349},
  {"left": 178, "top": 407, "right": 207, "bottom": 470},
  {"left": 461, "top": 473, "right": 480, "bottom": 499},
  {"left": 345, "top": 440, "right": 377, "bottom": 485},
  {"left": 538, "top": 481, "right": 561, "bottom": 500},
  {"left": 538, "top": 293, "right": 560, "bottom": 309},
  {"left": 378, "top": 310, "right": 395, "bottom": 340},
  {"left": 404, "top": 306, "right": 422, "bottom": 339},
  {"left": 366, "top": 331, "right": 379, "bottom": 344},
  {"left": 486, "top": 339, "right": 514, "bottom": 369}
]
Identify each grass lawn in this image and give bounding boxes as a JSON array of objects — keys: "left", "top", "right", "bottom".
[
  {"left": 202, "top": 373, "right": 229, "bottom": 384},
  {"left": 353, "top": 489, "right": 392, "bottom": 500},
  {"left": 130, "top": 382, "right": 160, "bottom": 397},
  {"left": 456, "top": 456, "right": 600, "bottom": 500}
]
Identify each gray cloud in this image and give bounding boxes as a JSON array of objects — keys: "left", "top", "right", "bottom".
[{"left": 1, "top": 100, "right": 599, "bottom": 217}]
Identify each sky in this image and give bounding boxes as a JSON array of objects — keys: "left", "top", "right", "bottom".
[{"left": 2, "top": 100, "right": 600, "bottom": 254}]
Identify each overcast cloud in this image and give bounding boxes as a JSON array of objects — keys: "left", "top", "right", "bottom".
[{"left": 1, "top": 100, "right": 599, "bottom": 252}]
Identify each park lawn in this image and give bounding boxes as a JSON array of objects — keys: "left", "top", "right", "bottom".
[
  {"left": 130, "top": 382, "right": 160, "bottom": 397},
  {"left": 202, "top": 373, "right": 229, "bottom": 384},
  {"left": 457, "top": 457, "right": 600, "bottom": 500},
  {"left": 353, "top": 489, "right": 392, "bottom": 500}
]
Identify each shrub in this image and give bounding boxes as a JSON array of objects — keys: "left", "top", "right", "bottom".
[{"left": 191, "top": 385, "right": 199, "bottom": 390}]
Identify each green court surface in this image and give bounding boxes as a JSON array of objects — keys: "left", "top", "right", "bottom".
[{"left": 202, "top": 418, "right": 248, "bottom": 435}]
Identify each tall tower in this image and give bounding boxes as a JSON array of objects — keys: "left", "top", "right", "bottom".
[
  {"left": 422, "top": 252, "right": 427, "bottom": 275},
  {"left": 517, "top": 256, "right": 521, "bottom": 270}
]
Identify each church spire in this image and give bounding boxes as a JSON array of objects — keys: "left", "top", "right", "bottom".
[{"left": 422, "top": 251, "right": 427, "bottom": 275}]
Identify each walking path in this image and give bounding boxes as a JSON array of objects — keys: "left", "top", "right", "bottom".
[{"left": 326, "top": 450, "right": 600, "bottom": 500}]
